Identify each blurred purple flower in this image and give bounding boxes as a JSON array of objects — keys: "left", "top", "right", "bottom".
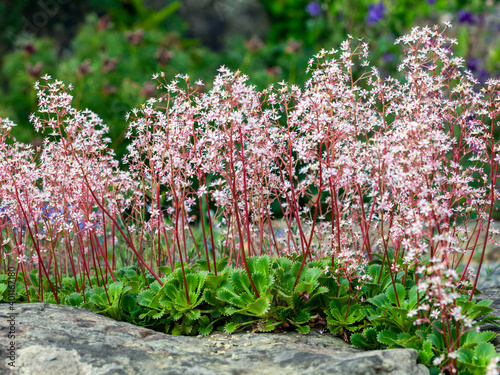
[
  {"left": 478, "top": 68, "right": 489, "bottom": 84},
  {"left": 306, "top": 2, "right": 322, "bottom": 17},
  {"left": 466, "top": 58, "right": 480, "bottom": 72},
  {"left": 427, "top": 0, "right": 436, "bottom": 4},
  {"left": 0, "top": 207, "right": 10, "bottom": 223},
  {"left": 465, "top": 114, "right": 477, "bottom": 129},
  {"left": 421, "top": 62, "right": 433, "bottom": 70},
  {"left": 465, "top": 57, "right": 490, "bottom": 83},
  {"left": 367, "top": 2, "right": 385, "bottom": 26},
  {"left": 382, "top": 52, "right": 395, "bottom": 63},
  {"left": 458, "top": 10, "right": 476, "bottom": 24}
]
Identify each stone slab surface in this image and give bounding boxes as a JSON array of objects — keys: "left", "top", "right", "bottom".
[{"left": 0, "top": 303, "right": 429, "bottom": 375}]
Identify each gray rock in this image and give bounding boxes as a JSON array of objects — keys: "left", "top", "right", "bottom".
[
  {"left": 0, "top": 303, "right": 428, "bottom": 375},
  {"left": 477, "top": 263, "right": 500, "bottom": 290}
]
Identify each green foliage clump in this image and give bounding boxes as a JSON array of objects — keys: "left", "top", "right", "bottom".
[{"left": 2, "top": 255, "right": 499, "bottom": 374}]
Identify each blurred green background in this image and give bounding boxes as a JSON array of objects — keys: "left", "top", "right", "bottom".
[{"left": 1, "top": 0, "right": 499, "bottom": 162}]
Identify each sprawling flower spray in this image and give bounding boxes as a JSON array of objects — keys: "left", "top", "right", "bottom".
[{"left": 1, "top": 25, "right": 499, "bottom": 372}]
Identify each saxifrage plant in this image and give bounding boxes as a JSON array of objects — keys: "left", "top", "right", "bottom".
[
  {"left": 1, "top": 23, "right": 500, "bottom": 374},
  {"left": 2, "top": 255, "right": 499, "bottom": 374}
]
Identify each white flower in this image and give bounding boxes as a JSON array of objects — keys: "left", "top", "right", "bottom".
[
  {"left": 407, "top": 310, "right": 418, "bottom": 318},
  {"left": 197, "top": 185, "right": 207, "bottom": 197},
  {"left": 433, "top": 355, "right": 444, "bottom": 365},
  {"left": 485, "top": 356, "right": 499, "bottom": 375},
  {"left": 419, "top": 303, "right": 430, "bottom": 311}
]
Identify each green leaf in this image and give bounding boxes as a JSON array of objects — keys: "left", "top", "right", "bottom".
[
  {"left": 289, "top": 310, "right": 311, "bottom": 325},
  {"left": 377, "top": 330, "right": 399, "bottom": 347},
  {"left": 230, "top": 270, "right": 252, "bottom": 295},
  {"left": 330, "top": 296, "right": 348, "bottom": 311},
  {"left": 474, "top": 342, "right": 497, "bottom": 365},
  {"left": 159, "top": 266, "right": 173, "bottom": 276},
  {"left": 295, "top": 324, "right": 310, "bottom": 334},
  {"left": 258, "top": 319, "right": 283, "bottom": 332},
  {"left": 364, "top": 328, "right": 378, "bottom": 343},
  {"left": 205, "top": 273, "right": 228, "bottom": 290},
  {"left": 475, "top": 299, "right": 493, "bottom": 307},
  {"left": 0, "top": 283, "right": 7, "bottom": 300},
  {"left": 66, "top": 292, "right": 83, "bottom": 307},
  {"left": 457, "top": 347, "right": 475, "bottom": 365},
  {"left": 159, "top": 294, "right": 174, "bottom": 309},
  {"left": 456, "top": 299, "right": 474, "bottom": 312},
  {"left": 386, "top": 283, "right": 406, "bottom": 306},
  {"left": 275, "top": 306, "right": 290, "bottom": 321},
  {"left": 197, "top": 315, "right": 216, "bottom": 336},
  {"left": 163, "top": 284, "right": 178, "bottom": 301},
  {"left": 152, "top": 310, "right": 166, "bottom": 319},
  {"left": 368, "top": 264, "right": 382, "bottom": 280},
  {"left": 171, "top": 273, "right": 204, "bottom": 308},
  {"left": 223, "top": 306, "right": 241, "bottom": 316},
  {"left": 291, "top": 261, "right": 303, "bottom": 279},
  {"left": 171, "top": 324, "right": 182, "bottom": 335},
  {"left": 472, "top": 306, "right": 495, "bottom": 318},
  {"left": 217, "top": 288, "right": 236, "bottom": 303},
  {"left": 274, "top": 258, "right": 291, "bottom": 273},
  {"left": 224, "top": 322, "right": 242, "bottom": 334},
  {"left": 108, "top": 282, "right": 124, "bottom": 302},
  {"left": 474, "top": 331, "right": 497, "bottom": 342},
  {"left": 202, "top": 289, "right": 219, "bottom": 306},
  {"left": 137, "top": 290, "right": 155, "bottom": 307},
  {"left": 315, "top": 286, "right": 329, "bottom": 296},
  {"left": 428, "top": 334, "right": 443, "bottom": 351},
  {"left": 418, "top": 349, "right": 435, "bottom": 365},
  {"left": 363, "top": 282, "right": 382, "bottom": 297},
  {"left": 253, "top": 255, "right": 272, "bottom": 276},
  {"left": 397, "top": 332, "right": 412, "bottom": 342},
  {"left": 422, "top": 339, "right": 433, "bottom": 354},
  {"left": 89, "top": 288, "right": 107, "bottom": 307},
  {"left": 302, "top": 267, "right": 322, "bottom": 283},
  {"left": 142, "top": 2, "right": 180, "bottom": 30},
  {"left": 139, "top": 310, "right": 159, "bottom": 319},
  {"left": 185, "top": 309, "right": 201, "bottom": 320},
  {"left": 171, "top": 309, "right": 184, "bottom": 321},
  {"left": 462, "top": 330, "right": 497, "bottom": 346},
  {"left": 252, "top": 272, "right": 273, "bottom": 295},
  {"left": 150, "top": 281, "right": 162, "bottom": 294},
  {"left": 121, "top": 294, "right": 138, "bottom": 313},
  {"left": 351, "top": 333, "right": 370, "bottom": 349},
  {"left": 149, "top": 293, "right": 162, "bottom": 309},
  {"left": 294, "top": 282, "right": 314, "bottom": 295},
  {"left": 125, "top": 281, "right": 141, "bottom": 293},
  {"left": 199, "top": 325, "right": 213, "bottom": 336},
  {"left": 247, "top": 296, "right": 270, "bottom": 317},
  {"left": 367, "top": 293, "right": 390, "bottom": 308}
]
